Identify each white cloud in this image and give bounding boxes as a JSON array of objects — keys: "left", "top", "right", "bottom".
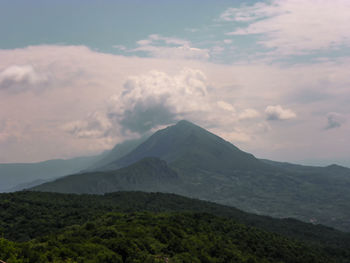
[
  {"left": 133, "top": 34, "right": 210, "bottom": 60},
  {"left": 62, "top": 111, "right": 114, "bottom": 139},
  {"left": 0, "top": 65, "right": 47, "bottom": 92},
  {"left": 107, "top": 68, "right": 211, "bottom": 133},
  {"left": 220, "top": 2, "right": 282, "bottom": 22},
  {"left": 147, "top": 34, "right": 189, "bottom": 46},
  {"left": 224, "top": 0, "right": 350, "bottom": 55},
  {"left": 325, "top": 112, "right": 346, "bottom": 130},
  {"left": 217, "top": 101, "right": 235, "bottom": 112},
  {"left": 239, "top": 108, "right": 260, "bottom": 120},
  {"left": 265, "top": 105, "right": 296, "bottom": 121}
]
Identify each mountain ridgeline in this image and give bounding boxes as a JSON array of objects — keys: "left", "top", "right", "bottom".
[
  {"left": 35, "top": 158, "right": 181, "bottom": 194},
  {"left": 32, "top": 120, "right": 350, "bottom": 231},
  {"left": 99, "top": 120, "right": 268, "bottom": 172},
  {"left": 0, "top": 155, "right": 102, "bottom": 192}
]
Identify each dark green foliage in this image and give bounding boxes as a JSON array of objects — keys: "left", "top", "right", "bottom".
[
  {"left": 0, "top": 212, "right": 344, "bottom": 263},
  {"left": 0, "top": 191, "right": 350, "bottom": 262}
]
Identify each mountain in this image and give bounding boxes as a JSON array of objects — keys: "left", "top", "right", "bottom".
[
  {"left": 31, "top": 120, "right": 350, "bottom": 231},
  {"left": 0, "top": 137, "right": 149, "bottom": 193},
  {"left": 0, "top": 155, "right": 101, "bottom": 192},
  {"left": 1, "top": 191, "right": 349, "bottom": 262},
  {"left": 97, "top": 120, "right": 269, "bottom": 172},
  {"left": 33, "top": 157, "right": 182, "bottom": 194},
  {"left": 84, "top": 136, "right": 148, "bottom": 172}
]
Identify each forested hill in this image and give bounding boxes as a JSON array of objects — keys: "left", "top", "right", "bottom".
[{"left": 0, "top": 191, "right": 349, "bottom": 262}]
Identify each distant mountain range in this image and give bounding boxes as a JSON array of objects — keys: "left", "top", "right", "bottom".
[
  {"left": 0, "top": 136, "right": 148, "bottom": 192},
  {"left": 32, "top": 120, "right": 350, "bottom": 231},
  {"left": 0, "top": 155, "right": 100, "bottom": 192}
]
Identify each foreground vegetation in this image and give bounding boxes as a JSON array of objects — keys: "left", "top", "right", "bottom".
[
  {"left": 0, "top": 191, "right": 349, "bottom": 262},
  {"left": 1, "top": 212, "right": 342, "bottom": 263}
]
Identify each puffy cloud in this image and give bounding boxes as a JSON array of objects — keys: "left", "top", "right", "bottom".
[
  {"left": 265, "top": 105, "right": 296, "bottom": 121},
  {"left": 0, "top": 65, "right": 47, "bottom": 92},
  {"left": 325, "top": 112, "right": 346, "bottom": 130},
  {"left": 133, "top": 34, "right": 210, "bottom": 60},
  {"left": 63, "top": 68, "right": 211, "bottom": 137},
  {"left": 239, "top": 108, "right": 260, "bottom": 120},
  {"left": 109, "top": 68, "right": 210, "bottom": 133},
  {"left": 224, "top": 0, "right": 350, "bottom": 55}
]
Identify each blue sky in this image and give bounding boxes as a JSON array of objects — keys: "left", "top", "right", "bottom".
[
  {"left": 0, "top": 0, "right": 233, "bottom": 49},
  {"left": 0, "top": 0, "right": 349, "bottom": 166}
]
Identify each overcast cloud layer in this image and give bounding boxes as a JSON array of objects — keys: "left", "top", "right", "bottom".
[{"left": 0, "top": 0, "right": 349, "bottom": 166}]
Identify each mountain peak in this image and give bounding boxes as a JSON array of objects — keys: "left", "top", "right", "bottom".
[
  {"left": 175, "top": 119, "right": 197, "bottom": 127},
  {"left": 98, "top": 119, "right": 267, "bottom": 172},
  {"left": 170, "top": 120, "right": 203, "bottom": 132}
]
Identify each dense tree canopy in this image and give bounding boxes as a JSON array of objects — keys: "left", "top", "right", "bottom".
[{"left": 0, "top": 191, "right": 349, "bottom": 262}]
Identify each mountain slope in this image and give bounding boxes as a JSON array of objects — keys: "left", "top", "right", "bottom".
[
  {"left": 33, "top": 157, "right": 182, "bottom": 194},
  {"left": 100, "top": 120, "right": 269, "bottom": 173},
  {"left": 84, "top": 136, "right": 148, "bottom": 172},
  {"left": 31, "top": 120, "right": 350, "bottom": 231}
]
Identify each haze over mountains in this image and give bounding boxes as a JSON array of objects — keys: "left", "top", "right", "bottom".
[
  {"left": 0, "top": 155, "right": 100, "bottom": 192},
  {"left": 32, "top": 120, "right": 350, "bottom": 232}
]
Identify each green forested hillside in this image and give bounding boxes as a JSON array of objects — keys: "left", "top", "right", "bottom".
[
  {"left": 0, "top": 191, "right": 349, "bottom": 262},
  {"left": 0, "top": 212, "right": 342, "bottom": 263}
]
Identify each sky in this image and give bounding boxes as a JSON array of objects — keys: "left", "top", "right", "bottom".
[{"left": 0, "top": 0, "right": 349, "bottom": 167}]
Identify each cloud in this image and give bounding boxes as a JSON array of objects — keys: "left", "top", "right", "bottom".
[
  {"left": 112, "top": 45, "right": 127, "bottom": 51},
  {"left": 0, "top": 119, "right": 21, "bottom": 145},
  {"left": 108, "top": 68, "right": 210, "bottom": 133},
  {"left": 325, "top": 112, "right": 346, "bottom": 130},
  {"left": 217, "top": 101, "right": 235, "bottom": 112},
  {"left": 239, "top": 108, "right": 260, "bottom": 120},
  {"left": 224, "top": 0, "right": 350, "bottom": 55},
  {"left": 133, "top": 34, "right": 210, "bottom": 60},
  {"left": 265, "top": 105, "right": 296, "bottom": 121},
  {"left": 0, "top": 44, "right": 349, "bottom": 165},
  {"left": 220, "top": 2, "right": 282, "bottom": 22},
  {"left": 0, "top": 65, "right": 47, "bottom": 92},
  {"left": 62, "top": 111, "right": 114, "bottom": 139},
  {"left": 63, "top": 68, "right": 211, "bottom": 137}
]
